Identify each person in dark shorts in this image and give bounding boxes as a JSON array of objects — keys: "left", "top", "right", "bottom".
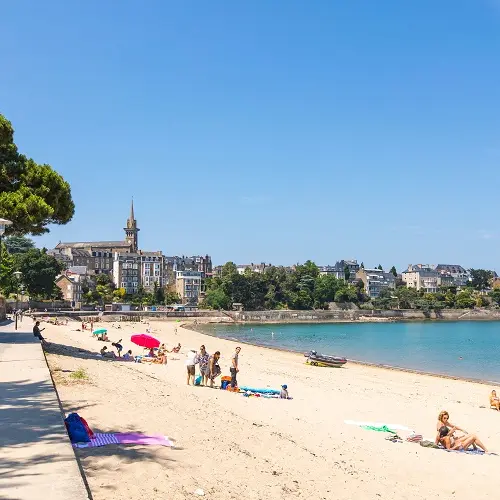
[
  {"left": 112, "top": 339, "right": 123, "bottom": 357},
  {"left": 230, "top": 346, "right": 241, "bottom": 388},
  {"left": 186, "top": 348, "right": 197, "bottom": 385},
  {"left": 33, "top": 321, "right": 47, "bottom": 345},
  {"left": 208, "top": 351, "right": 221, "bottom": 388}
]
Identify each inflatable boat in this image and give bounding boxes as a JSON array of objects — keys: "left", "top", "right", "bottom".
[{"left": 305, "top": 350, "right": 347, "bottom": 368}]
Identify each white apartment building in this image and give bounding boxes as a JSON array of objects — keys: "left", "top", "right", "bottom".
[
  {"left": 175, "top": 270, "right": 203, "bottom": 304},
  {"left": 356, "top": 268, "right": 396, "bottom": 298},
  {"left": 113, "top": 251, "right": 166, "bottom": 294},
  {"left": 402, "top": 265, "right": 439, "bottom": 293}
]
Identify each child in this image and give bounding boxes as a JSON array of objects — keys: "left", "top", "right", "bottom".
[{"left": 280, "top": 384, "right": 289, "bottom": 399}]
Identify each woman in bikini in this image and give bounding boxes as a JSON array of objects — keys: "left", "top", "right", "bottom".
[
  {"left": 490, "top": 390, "right": 500, "bottom": 411},
  {"left": 435, "top": 410, "right": 488, "bottom": 452}
]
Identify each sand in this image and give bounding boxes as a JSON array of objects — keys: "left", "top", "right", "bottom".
[{"left": 39, "top": 317, "right": 499, "bottom": 500}]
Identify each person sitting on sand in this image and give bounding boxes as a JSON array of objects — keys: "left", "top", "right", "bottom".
[
  {"left": 100, "top": 346, "right": 116, "bottom": 359},
  {"left": 147, "top": 347, "right": 156, "bottom": 358},
  {"left": 172, "top": 343, "right": 181, "bottom": 353},
  {"left": 280, "top": 384, "right": 290, "bottom": 399},
  {"left": 123, "top": 350, "right": 133, "bottom": 361},
  {"left": 155, "top": 344, "right": 167, "bottom": 365},
  {"left": 435, "top": 411, "right": 488, "bottom": 452},
  {"left": 490, "top": 390, "right": 500, "bottom": 411},
  {"left": 208, "top": 351, "right": 221, "bottom": 388}
]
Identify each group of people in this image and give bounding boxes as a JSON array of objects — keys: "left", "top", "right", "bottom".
[
  {"left": 435, "top": 410, "right": 489, "bottom": 452},
  {"left": 185, "top": 345, "right": 241, "bottom": 389}
]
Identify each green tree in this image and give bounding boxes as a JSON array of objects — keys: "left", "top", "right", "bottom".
[
  {"left": 3, "top": 235, "right": 35, "bottom": 254},
  {"left": 360, "top": 262, "right": 364, "bottom": 269},
  {"left": 343, "top": 265, "right": 350, "bottom": 282},
  {"left": 202, "top": 288, "right": 232, "bottom": 310},
  {"left": 377, "top": 264, "right": 383, "bottom": 271},
  {"left": 165, "top": 291, "right": 181, "bottom": 305},
  {"left": 0, "top": 114, "right": 75, "bottom": 235},
  {"left": 113, "top": 287, "right": 127, "bottom": 301},
  {"left": 15, "top": 248, "right": 63, "bottom": 298},
  {"left": 153, "top": 282, "right": 165, "bottom": 304},
  {"left": 455, "top": 290, "right": 475, "bottom": 309},
  {"left": 489, "top": 289, "right": 500, "bottom": 306},
  {"left": 469, "top": 269, "right": 493, "bottom": 291},
  {"left": 389, "top": 266, "right": 398, "bottom": 277},
  {"left": 0, "top": 242, "right": 16, "bottom": 295}
]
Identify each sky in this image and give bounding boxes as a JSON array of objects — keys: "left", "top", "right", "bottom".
[{"left": 1, "top": 0, "right": 499, "bottom": 271}]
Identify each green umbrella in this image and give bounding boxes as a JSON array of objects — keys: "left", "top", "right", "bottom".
[{"left": 93, "top": 328, "right": 107, "bottom": 335}]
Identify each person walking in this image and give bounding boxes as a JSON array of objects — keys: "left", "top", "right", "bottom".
[{"left": 230, "top": 346, "right": 241, "bottom": 388}]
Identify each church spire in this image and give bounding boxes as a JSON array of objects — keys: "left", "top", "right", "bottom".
[
  {"left": 130, "top": 198, "right": 135, "bottom": 222},
  {"left": 124, "top": 198, "right": 139, "bottom": 252}
]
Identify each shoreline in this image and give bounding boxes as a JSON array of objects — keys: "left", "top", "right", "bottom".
[{"left": 186, "top": 322, "right": 500, "bottom": 387}]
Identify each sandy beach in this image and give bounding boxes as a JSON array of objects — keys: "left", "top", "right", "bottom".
[{"left": 39, "top": 317, "right": 499, "bottom": 500}]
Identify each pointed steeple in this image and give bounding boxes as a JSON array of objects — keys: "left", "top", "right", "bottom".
[
  {"left": 130, "top": 198, "right": 135, "bottom": 222},
  {"left": 124, "top": 198, "right": 139, "bottom": 252}
]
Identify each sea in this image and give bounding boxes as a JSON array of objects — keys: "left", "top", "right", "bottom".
[{"left": 199, "top": 321, "right": 500, "bottom": 383}]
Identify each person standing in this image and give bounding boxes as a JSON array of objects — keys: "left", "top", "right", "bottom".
[
  {"left": 33, "top": 321, "right": 47, "bottom": 346},
  {"left": 208, "top": 351, "right": 221, "bottom": 388},
  {"left": 230, "top": 346, "right": 241, "bottom": 388},
  {"left": 195, "top": 345, "right": 210, "bottom": 386},
  {"left": 186, "top": 348, "right": 197, "bottom": 385}
]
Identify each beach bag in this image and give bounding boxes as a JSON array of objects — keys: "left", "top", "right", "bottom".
[
  {"left": 79, "top": 416, "right": 95, "bottom": 439},
  {"left": 194, "top": 375, "right": 202, "bottom": 386},
  {"left": 64, "top": 413, "right": 90, "bottom": 443}
]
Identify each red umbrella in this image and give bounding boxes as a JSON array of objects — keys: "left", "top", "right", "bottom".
[{"left": 131, "top": 334, "right": 160, "bottom": 349}]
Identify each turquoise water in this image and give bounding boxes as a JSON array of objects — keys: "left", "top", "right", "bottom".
[{"left": 200, "top": 321, "right": 500, "bottom": 383}]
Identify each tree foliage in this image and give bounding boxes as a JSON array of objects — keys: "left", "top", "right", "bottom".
[
  {"left": 0, "top": 114, "right": 75, "bottom": 235},
  {"left": 15, "top": 248, "right": 63, "bottom": 298},
  {"left": 3, "top": 235, "right": 35, "bottom": 254},
  {"left": 468, "top": 269, "right": 494, "bottom": 291},
  {"left": 201, "top": 261, "right": 368, "bottom": 310}
]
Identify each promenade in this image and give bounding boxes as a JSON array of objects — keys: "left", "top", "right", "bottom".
[{"left": 0, "top": 321, "right": 89, "bottom": 500}]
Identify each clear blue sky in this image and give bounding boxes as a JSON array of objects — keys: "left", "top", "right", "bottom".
[{"left": 2, "top": 0, "right": 499, "bottom": 271}]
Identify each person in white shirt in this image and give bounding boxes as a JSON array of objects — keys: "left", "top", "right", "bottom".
[{"left": 186, "top": 348, "right": 197, "bottom": 385}]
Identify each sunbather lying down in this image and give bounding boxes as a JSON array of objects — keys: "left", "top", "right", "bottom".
[{"left": 436, "top": 410, "right": 488, "bottom": 452}]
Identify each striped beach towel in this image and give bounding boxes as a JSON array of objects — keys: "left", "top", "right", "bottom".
[
  {"left": 406, "top": 434, "right": 423, "bottom": 443},
  {"left": 73, "top": 433, "right": 173, "bottom": 449}
]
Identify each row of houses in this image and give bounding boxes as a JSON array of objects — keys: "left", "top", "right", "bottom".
[
  {"left": 51, "top": 201, "right": 211, "bottom": 306},
  {"left": 226, "top": 260, "right": 473, "bottom": 299}
]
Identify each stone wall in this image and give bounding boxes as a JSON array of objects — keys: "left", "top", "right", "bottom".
[{"left": 225, "top": 308, "right": 500, "bottom": 323}]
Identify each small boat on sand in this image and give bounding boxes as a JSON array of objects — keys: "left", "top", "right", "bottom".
[{"left": 304, "top": 350, "right": 347, "bottom": 368}]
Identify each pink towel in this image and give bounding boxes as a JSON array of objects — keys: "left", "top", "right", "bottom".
[
  {"left": 73, "top": 432, "right": 173, "bottom": 448},
  {"left": 116, "top": 433, "right": 173, "bottom": 446}
]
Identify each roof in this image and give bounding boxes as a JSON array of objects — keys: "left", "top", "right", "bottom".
[
  {"left": 56, "top": 241, "right": 132, "bottom": 249},
  {"left": 71, "top": 249, "right": 92, "bottom": 257},
  {"left": 67, "top": 266, "right": 88, "bottom": 275},
  {"left": 434, "top": 264, "right": 467, "bottom": 273}
]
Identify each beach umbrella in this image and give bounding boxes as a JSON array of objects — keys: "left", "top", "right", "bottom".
[
  {"left": 93, "top": 328, "right": 107, "bottom": 335},
  {"left": 131, "top": 334, "right": 160, "bottom": 349}
]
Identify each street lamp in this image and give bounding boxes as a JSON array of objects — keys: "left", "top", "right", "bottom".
[{"left": 0, "top": 217, "right": 13, "bottom": 266}]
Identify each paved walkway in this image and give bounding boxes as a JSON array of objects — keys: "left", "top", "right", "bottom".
[{"left": 0, "top": 321, "right": 90, "bottom": 500}]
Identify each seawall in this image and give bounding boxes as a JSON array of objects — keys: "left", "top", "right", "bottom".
[{"left": 224, "top": 308, "right": 500, "bottom": 323}]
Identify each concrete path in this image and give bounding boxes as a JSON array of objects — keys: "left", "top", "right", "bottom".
[{"left": 0, "top": 321, "right": 90, "bottom": 500}]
